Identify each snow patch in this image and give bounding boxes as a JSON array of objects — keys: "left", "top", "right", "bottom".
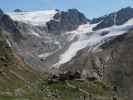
[
  {"left": 30, "top": 30, "right": 40, "bottom": 37},
  {"left": 6, "top": 39, "right": 12, "bottom": 47},
  {"left": 38, "top": 52, "right": 54, "bottom": 59}
]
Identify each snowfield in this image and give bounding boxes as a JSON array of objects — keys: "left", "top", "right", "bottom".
[{"left": 7, "top": 10, "right": 57, "bottom": 26}]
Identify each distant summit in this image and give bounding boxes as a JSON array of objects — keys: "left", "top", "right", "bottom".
[{"left": 14, "top": 9, "right": 23, "bottom": 12}]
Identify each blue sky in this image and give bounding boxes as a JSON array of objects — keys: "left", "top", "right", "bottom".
[{"left": 0, "top": 0, "right": 133, "bottom": 19}]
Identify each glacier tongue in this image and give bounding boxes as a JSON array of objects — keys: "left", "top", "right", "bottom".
[
  {"left": 6, "top": 10, "right": 57, "bottom": 26},
  {"left": 54, "top": 18, "right": 133, "bottom": 67},
  {"left": 54, "top": 23, "right": 98, "bottom": 67}
]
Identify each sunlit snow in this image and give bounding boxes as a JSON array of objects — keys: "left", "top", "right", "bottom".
[{"left": 7, "top": 10, "right": 57, "bottom": 26}]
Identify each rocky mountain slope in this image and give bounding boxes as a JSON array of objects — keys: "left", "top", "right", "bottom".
[{"left": 0, "top": 28, "right": 41, "bottom": 97}]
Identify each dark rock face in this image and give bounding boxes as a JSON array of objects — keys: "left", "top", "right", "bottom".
[
  {"left": 0, "top": 15, "right": 19, "bottom": 33},
  {"left": 0, "top": 9, "right": 4, "bottom": 23},
  {"left": 46, "top": 9, "right": 89, "bottom": 34},
  {"left": 0, "top": 9, "right": 4, "bottom": 16},
  {"left": 92, "top": 14, "right": 115, "bottom": 30},
  {"left": 116, "top": 7, "right": 133, "bottom": 25},
  {"left": 100, "top": 31, "right": 133, "bottom": 99},
  {"left": 0, "top": 10, "right": 24, "bottom": 42},
  {"left": 91, "top": 7, "right": 133, "bottom": 30},
  {"left": 49, "top": 71, "right": 81, "bottom": 82}
]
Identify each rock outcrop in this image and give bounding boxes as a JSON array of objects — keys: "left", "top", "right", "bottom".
[
  {"left": 46, "top": 9, "right": 89, "bottom": 34},
  {"left": 0, "top": 10, "right": 24, "bottom": 42}
]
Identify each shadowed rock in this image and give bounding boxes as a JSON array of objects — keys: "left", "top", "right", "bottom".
[{"left": 46, "top": 9, "right": 89, "bottom": 34}]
